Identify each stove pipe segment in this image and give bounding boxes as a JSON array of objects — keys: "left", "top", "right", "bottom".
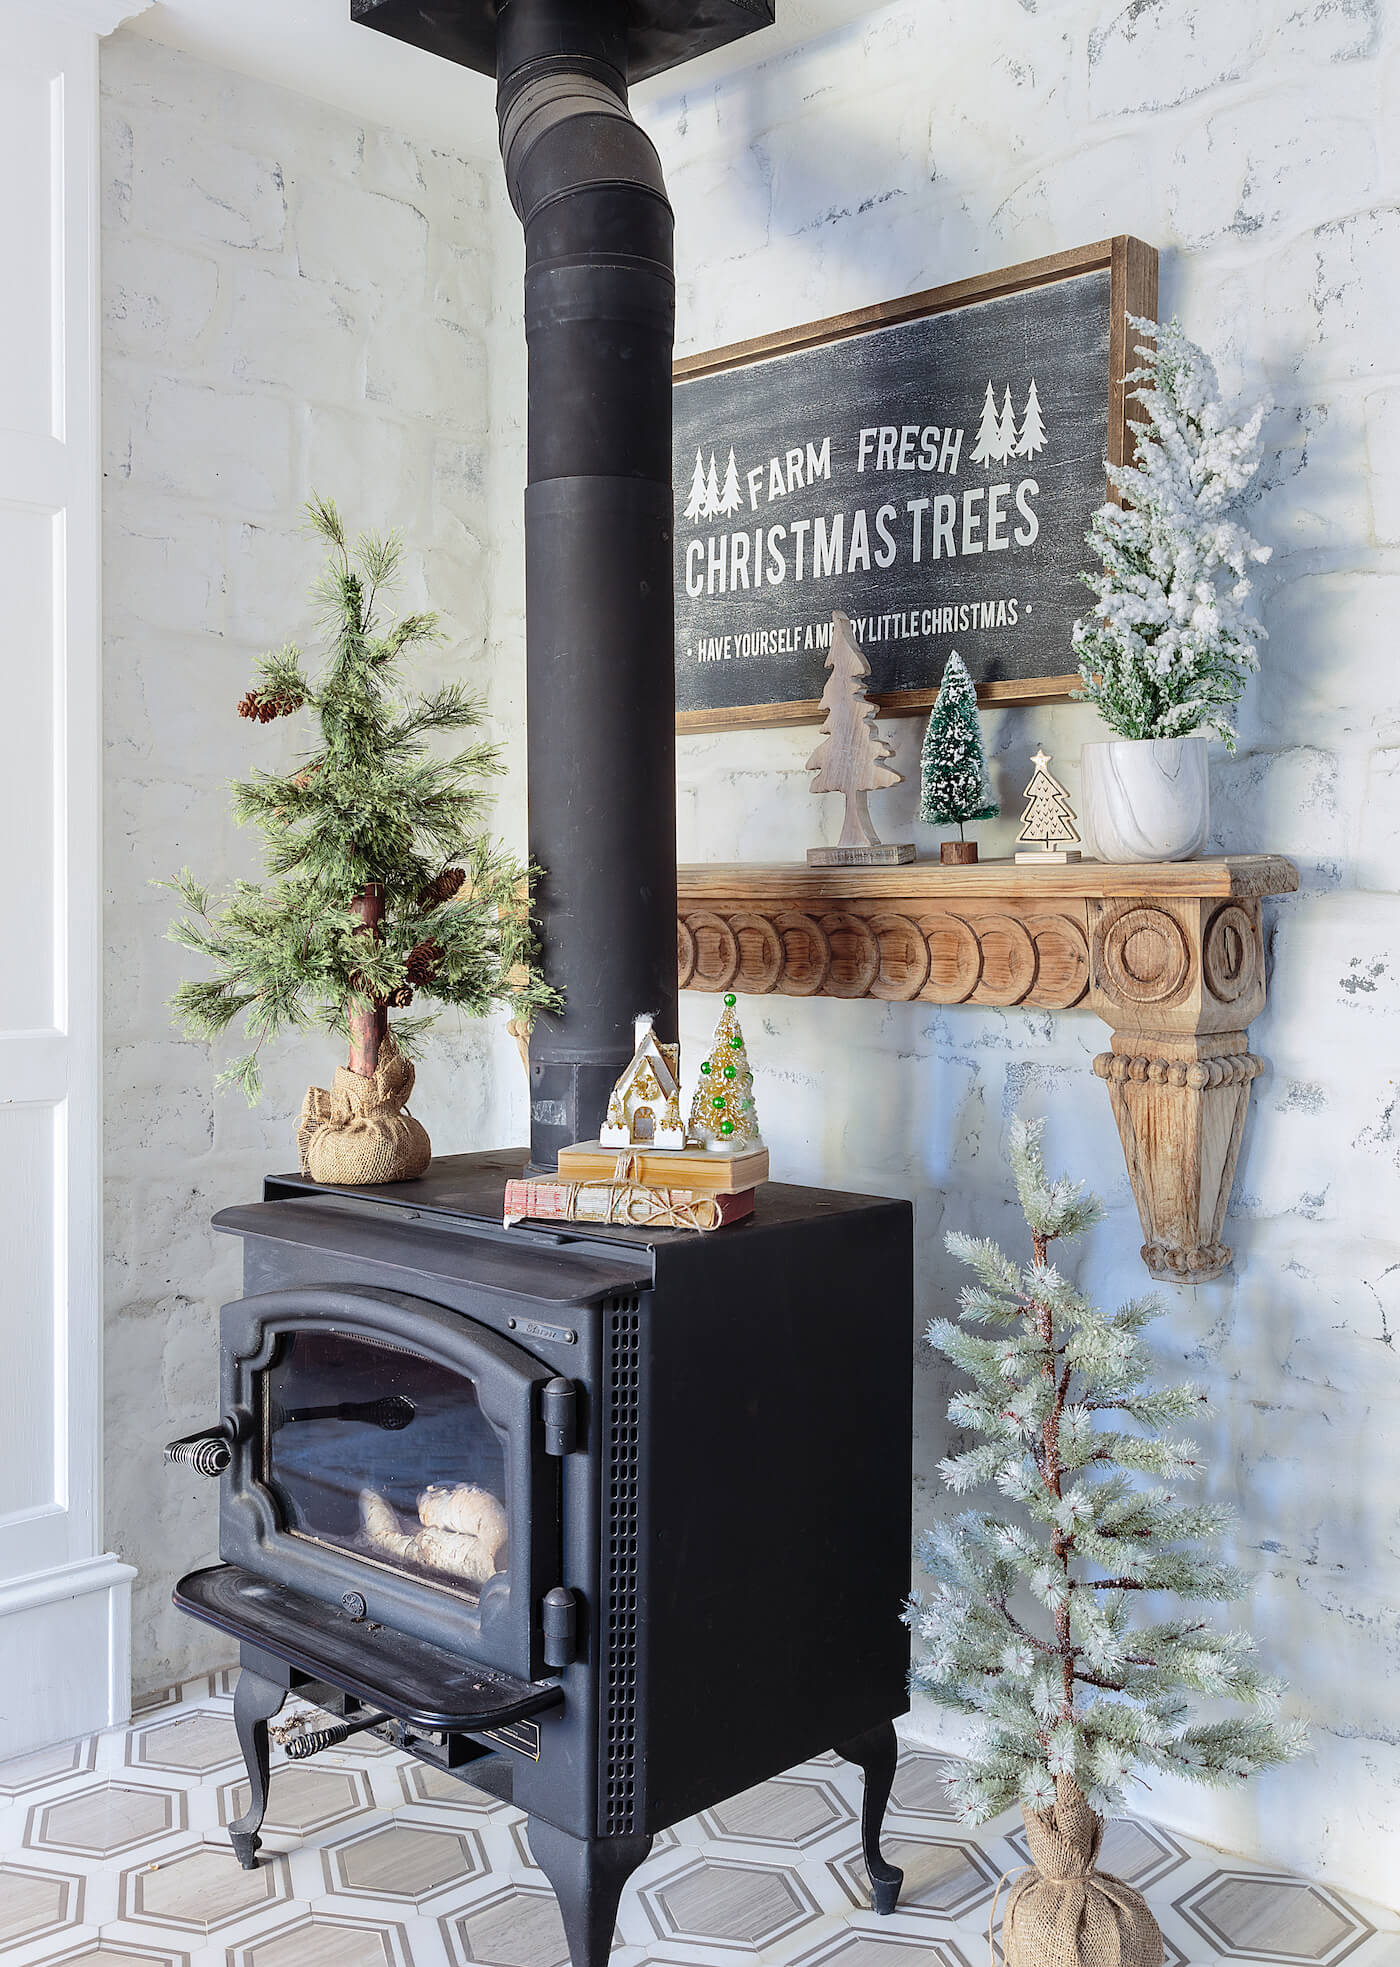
[{"left": 353, "top": 0, "right": 776, "bottom": 1168}]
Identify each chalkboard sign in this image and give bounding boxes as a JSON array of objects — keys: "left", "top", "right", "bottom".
[{"left": 673, "top": 237, "right": 1157, "bottom": 733}]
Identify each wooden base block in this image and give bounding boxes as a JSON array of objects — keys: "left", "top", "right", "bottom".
[
  {"left": 1014, "top": 849, "right": 1082, "bottom": 864},
  {"left": 808, "top": 843, "right": 917, "bottom": 867},
  {"left": 940, "top": 841, "right": 979, "bottom": 865}
]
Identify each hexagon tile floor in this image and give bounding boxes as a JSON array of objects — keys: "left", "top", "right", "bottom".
[{"left": 1, "top": 1670, "right": 1396, "bottom": 1967}]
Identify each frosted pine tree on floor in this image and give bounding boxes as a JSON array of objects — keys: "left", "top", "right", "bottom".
[{"left": 907, "top": 1119, "right": 1305, "bottom": 1959}]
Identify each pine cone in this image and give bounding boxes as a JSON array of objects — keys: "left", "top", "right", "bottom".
[
  {"left": 420, "top": 867, "right": 466, "bottom": 909},
  {"left": 237, "top": 689, "right": 303, "bottom": 723},
  {"left": 389, "top": 985, "right": 415, "bottom": 1008},
  {"left": 404, "top": 939, "right": 443, "bottom": 988}
]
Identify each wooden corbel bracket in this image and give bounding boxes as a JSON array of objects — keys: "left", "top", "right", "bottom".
[{"left": 676, "top": 857, "right": 1298, "bottom": 1282}]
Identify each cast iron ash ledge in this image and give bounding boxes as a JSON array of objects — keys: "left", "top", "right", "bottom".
[{"left": 175, "top": 1564, "right": 564, "bottom": 1733}]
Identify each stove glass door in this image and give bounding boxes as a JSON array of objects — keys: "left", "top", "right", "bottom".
[{"left": 260, "top": 1327, "right": 510, "bottom": 1601}]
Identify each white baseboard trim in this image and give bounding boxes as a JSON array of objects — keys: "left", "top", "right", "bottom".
[{"left": 0, "top": 1552, "right": 137, "bottom": 1757}]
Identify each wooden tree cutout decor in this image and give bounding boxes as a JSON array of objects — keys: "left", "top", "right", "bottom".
[
  {"left": 1015, "top": 748, "right": 1081, "bottom": 864},
  {"left": 806, "top": 611, "right": 915, "bottom": 866}
]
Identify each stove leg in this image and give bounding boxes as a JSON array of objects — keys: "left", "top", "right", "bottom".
[
  {"left": 527, "top": 1818, "right": 652, "bottom": 1966},
  {"left": 228, "top": 1666, "right": 286, "bottom": 1869},
  {"left": 836, "top": 1721, "right": 903, "bottom": 1915}
]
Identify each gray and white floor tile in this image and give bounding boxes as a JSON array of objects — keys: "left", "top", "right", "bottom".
[{"left": 0, "top": 1672, "right": 1394, "bottom": 1967}]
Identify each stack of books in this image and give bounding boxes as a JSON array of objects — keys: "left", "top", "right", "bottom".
[{"left": 503, "top": 1140, "right": 768, "bottom": 1234}]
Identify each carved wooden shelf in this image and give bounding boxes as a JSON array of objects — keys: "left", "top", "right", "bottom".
[{"left": 677, "top": 856, "right": 1299, "bottom": 1284}]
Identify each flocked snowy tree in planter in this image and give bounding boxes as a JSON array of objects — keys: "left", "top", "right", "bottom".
[
  {"left": 1075, "top": 317, "right": 1270, "bottom": 746},
  {"left": 908, "top": 1118, "right": 1305, "bottom": 1966},
  {"left": 1075, "top": 318, "right": 1272, "bottom": 863},
  {"left": 166, "top": 497, "right": 558, "bottom": 1185}
]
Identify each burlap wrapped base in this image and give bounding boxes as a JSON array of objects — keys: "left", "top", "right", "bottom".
[
  {"left": 297, "top": 1038, "right": 432, "bottom": 1186},
  {"left": 1003, "top": 1777, "right": 1163, "bottom": 1967}
]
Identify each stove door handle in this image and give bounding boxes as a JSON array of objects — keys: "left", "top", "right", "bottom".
[
  {"left": 541, "top": 1377, "right": 578, "bottom": 1456},
  {"left": 164, "top": 1425, "right": 233, "bottom": 1477}
]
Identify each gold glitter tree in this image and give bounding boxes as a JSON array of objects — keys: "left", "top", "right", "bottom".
[{"left": 688, "top": 994, "right": 762, "bottom": 1151}]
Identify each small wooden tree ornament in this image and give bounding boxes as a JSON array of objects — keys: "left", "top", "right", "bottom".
[
  {"left": 1015, "top": 749, "right": 1082, "bottom": 863},
  {"left": 806, "top": 612, "right": 915, "bottom": 866}
]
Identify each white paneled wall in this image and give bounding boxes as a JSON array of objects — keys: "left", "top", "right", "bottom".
[{"left": 0, "top": 0, "right": 143, "bottom": 1754}]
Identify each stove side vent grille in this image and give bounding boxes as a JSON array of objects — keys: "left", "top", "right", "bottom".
[{"left": 601, "top": 1294, "right": 642, "bottom": 1834}]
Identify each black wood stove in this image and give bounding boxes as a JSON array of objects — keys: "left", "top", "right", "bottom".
[
  {"left": 171, "top": 1154, "right": 913, "bottom": 1962},
  {"left": 168, "top": 4, "right": 920, "bottom": 1958}
]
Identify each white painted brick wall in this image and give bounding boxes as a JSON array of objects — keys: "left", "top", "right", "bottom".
[
  {"left": 615, "top": 0, "right": 1400, "bottom": 1906},
  {"left": 100, "top": 34, "right": 527, "bottom": 1693},
  {"left": 98, "top": 0, "right": 1400, "bottom": 1908}
]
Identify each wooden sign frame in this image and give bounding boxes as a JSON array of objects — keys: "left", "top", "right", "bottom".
[{"left": 673, "top": 235, "right": 1158, "bottom": 736}]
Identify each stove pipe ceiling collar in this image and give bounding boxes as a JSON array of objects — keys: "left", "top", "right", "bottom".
[{"left": 353, "top": 0, "right": 776, "bottom": 1170}]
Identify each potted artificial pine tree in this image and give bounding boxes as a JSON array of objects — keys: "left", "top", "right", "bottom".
[
  {"left": 919, "top": 651, "right": 998, "bottom": 863},
  {"left": 910, "top": 1118, "right": 1305, "bottom": 1966},
  {"left": 1075, "top": 317, "right": 1270, "bottom": 862},
  {"left": 167, "top": 497, "right": 557, "bottom": 1185}
]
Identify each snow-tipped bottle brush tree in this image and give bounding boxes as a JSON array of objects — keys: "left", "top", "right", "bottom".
[
  {"left": 908, "top": 1119, "right": 1306, "bottom": 1833},
  {"left": 1074, "top": 316, "right": 1271, "bottom": 749}
]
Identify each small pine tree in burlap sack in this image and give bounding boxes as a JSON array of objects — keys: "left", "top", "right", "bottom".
[
  {"left": 165, "top": 498, "right": 558, "bottom": 1177},
  {"left": 907, "top": 1119, "right": 1308, "bottom": 1967},
  {"left": 298, "top": 1037, "right": 431, "bottom": 1187},
  {"left": 1003, "top": 1775, "right": 1161, "bottom": 1967}
]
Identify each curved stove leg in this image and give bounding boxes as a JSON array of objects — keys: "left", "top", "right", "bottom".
[
  {"left": 836, "top": 1720, "right": 903, "bottom": 1915},
  {"left": 228, "top": 1666, "right": 286, "bottom": 1869},
  {"left": 527, "top": 1818, "right": 652, "bottom": 1967}
]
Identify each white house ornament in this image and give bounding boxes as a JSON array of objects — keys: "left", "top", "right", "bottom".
[
  {"left": 1015, "top": 749, "right": 1082, "bottom": 864},
  {"left": 599, "top": 1014, "right": 686, "bottom": 1149}
]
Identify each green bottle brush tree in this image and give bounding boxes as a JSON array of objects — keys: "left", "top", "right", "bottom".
[
  {"left": 919, "top": 650, "right": 998, "bottom": 863},
  {"left": 167, "top": 497, "right": 557, "bottom": 1181},
  {"left": 908, "top": 1118, "right": 1305, "bottom": 1964}
]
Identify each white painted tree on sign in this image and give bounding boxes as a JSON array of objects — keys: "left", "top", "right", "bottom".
[
  {"left": 1016, "top": 379, "right": 1046, "bottom": 460},
  {"left": 998, "top": 387, "right": 1019, "bottom": 464},
  {"left": 704, "top": 451, "right": 721, "bottom": 516},
  {"left": 683, "top": 448, "right": 709, "bottom": 523},
  {"left": 718, "top": 447, "right": 743, "bottom": 517},
  {"left": 971, "top": 382, "right": 1002, "bottom": 468}
]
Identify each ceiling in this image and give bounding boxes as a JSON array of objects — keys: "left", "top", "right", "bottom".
[{"left": 127, "top": 0, "right": 882, "bottom": 158}]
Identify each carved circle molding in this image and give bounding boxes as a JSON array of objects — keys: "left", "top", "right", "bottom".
[
  {"left": 1203, "top": 903, "right": 1259, "bottom": 1005},
  {"left": 771, "top": 911, "right": 831, "bottom": 995},
  {"left": 819, "top": 912, "right": 881, "bottom": 998},
  {"left": 1096, "top": 905, "right": 1191, "bottom": 1005},
  {"left": 869, "top": 913, "right": 931, "bottom": 1001},
  {"left": 677, "top": 906, "right": 1089, "bottom": 1009},
  {"left": 684, "top": 911, "right": 739, "bottom": 992}
]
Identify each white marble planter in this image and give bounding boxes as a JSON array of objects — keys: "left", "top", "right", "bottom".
[{"left": 1079, "top": 737, "right": 1210, "bottom": 863}]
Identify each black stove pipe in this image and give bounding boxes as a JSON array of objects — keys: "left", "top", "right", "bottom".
[{"left": 497, "top": 0, "right": 679, "bottom": 1169}]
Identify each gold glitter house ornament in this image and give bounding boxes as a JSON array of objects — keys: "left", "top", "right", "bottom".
[
  {"left": 688, "top": 994, "right": 763, "bottom": 1151},
  {"left": 599, "top": 1013, "right": 686, "bottom": 1149}
]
